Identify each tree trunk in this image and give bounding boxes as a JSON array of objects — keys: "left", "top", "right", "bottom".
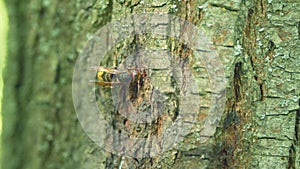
[{"left": 2, "top": 0, "right": 299, "bottom": 169}]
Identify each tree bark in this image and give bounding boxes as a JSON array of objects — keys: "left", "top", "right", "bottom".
[{"left": 2, "top": 0, "right": 299, "bottom": 169}]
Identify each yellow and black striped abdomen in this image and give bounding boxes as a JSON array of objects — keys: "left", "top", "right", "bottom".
[{"left": 97, "top": 71, "right": 113, "bottom": 82}]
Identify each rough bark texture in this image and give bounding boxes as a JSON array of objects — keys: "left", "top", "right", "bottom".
[{"left": 2, "top": 0, "right": 299, "bottom": 169}]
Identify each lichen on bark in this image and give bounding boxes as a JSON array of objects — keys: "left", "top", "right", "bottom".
[{"left": 2, "top": 0, "right": 300, "bottom": 169}]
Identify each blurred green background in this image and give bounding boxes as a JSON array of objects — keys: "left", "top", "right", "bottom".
[{"left": 0, "top": 0, "right": 8, "bottom": 164}]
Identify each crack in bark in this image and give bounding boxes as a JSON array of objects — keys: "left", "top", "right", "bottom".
[
  {"left": 257, "top": 136, "right": 285, "bottom": 141},
  {"left": 233, "top": 62, "right": 242, "bottom": 103},
  {"left": 259, "top": 83, "right": 264, "bottom": 101},
  {"left": 287, "top": 99, "right": 300, "bottom": 169},
  {"left": 213, "top": 44, "right": 234, "bottom": 48},
  {"left": 295, "top": 99, "right": 300, "bottom": 142},
  {"left": 54, "top": 62, "right": 61, "bottom": 84},
  {"left": 265, "top": 95, "right": 283, "bottom": 99},
  {"left": 210, "top": 2, "right": 240, "bottom": 12},
  {"left": 266, "top": 113, "right": 292, "bottom": 117},
  {"left": 288, "top": 143, "right": 296, "bottom": 169},
  {"left": 129, "top": 0, "right": 141, "bottom": 12},
  {"left": 150, "top": 2, "right": 167, "bottom": 8},
  {"left": 83, "top": 0, "right": 97, "bottom": 10}
]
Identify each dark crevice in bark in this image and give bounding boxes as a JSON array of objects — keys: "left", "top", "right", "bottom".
[
  {"left": 105, "top": 154, "right": 117, "bottom": 169},
  {"left": 84, "top": 0, "right": 97, "bottom": 10},
  {"left": 173, "top": 151, "right": 180, "bottom": 162},
  {"left": 295, "top": 99, "right": 300, "bottom": 142},
  {"left": 266, "top": 113, "right": 291, "bottom": 117},
  {"left": 184, "top": 0, "right": 188, "bottom": 21},
  {"left": 210, "top": 2, "right": 240, "bottom": 12},
  {"left": 288, "top": 144, "right": 296, "bottom": 169},
  {"left": 213, "top": 44, "right": 234, "bottom": 48},
  {"left": 285, "top": 135, "right": 293, "bottom": 141},
  {"left": 265, "top": 95, "right": 282, "bottom": 99},
  {"left": 266, "top": 40, "right": 275, "bottom": 56},
  {"left": 259, "top": 83, "right": 264, "bottom": 101},
  {"left": 259, "top": 154, "right": 289, "bottom": 158},
  {"left": 257, "top": 137, "right": 285, "bottom": 141},
  {"left": 251, "top": 56, "right": 257, "bottom": 72},
  {"left": 212, "top": 1, "right": 268, "bottom": 168},
  {"left": 287, "top": 99, "right": 300, "bottom": 169},
  {"left": 209, "top": 100, "right": 240, "bottom": 169},
  {"left": 54, "top": 62, "right": 61, "bottom": 83},
  {"left": 233, "top": 62, "right": 242, "bottom": 103},
  {"left": 182, "top": 145, "right": 212, "bottom": 157},
  {"left": 129, "top": 0, "right": 141, "bottom": 13},
  {"left": 247, "top": 8, "right": 254, "bottom": 21},
  {"left": 106, "top": 0, "right": 114, "bottom": 23},
  {"left": 150, "top": 2, "right": 168, "bottom": 8}
]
